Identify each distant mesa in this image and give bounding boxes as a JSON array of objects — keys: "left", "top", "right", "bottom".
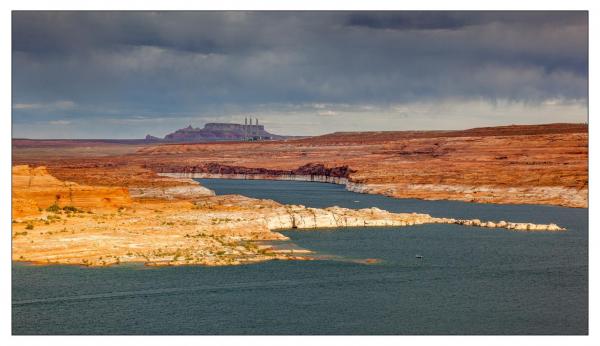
[
  {"left": 145, "top": 118, "right": 287, "bottom": 143},
  {"left": 144, "top": 134, "right": 162, "bottom": 141}
]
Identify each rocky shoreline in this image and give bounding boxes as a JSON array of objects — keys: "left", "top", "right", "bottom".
[
  {"left": 158, "top": 171, "right": 586, "bottom": 208},
  {"left": 12, "top": 165, "right": 566, "bottom": 268},
  {"left": 158, "top": 172, "right": 350, "bottom": 185},
  {"left": 12, "top": 197, "right": 565, "bottom": 268},
  {"left": 265, "top": 205, "right": 564, "bottom": 232}
]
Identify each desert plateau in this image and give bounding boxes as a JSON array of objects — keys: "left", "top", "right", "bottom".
[{"left": 11, "top": 123, "right": 584, "bottom": 267}]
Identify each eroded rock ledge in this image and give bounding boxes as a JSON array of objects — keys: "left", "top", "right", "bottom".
[
  {"left": 152, "top": 162, "right": 354, "bottom": 179},
  {"left": 265, "top": 205, "right": 564, "bottom": 232}
]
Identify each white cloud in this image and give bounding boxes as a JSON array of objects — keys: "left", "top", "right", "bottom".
[
  {"left": 13, "top": 100, "right": 76, "bottom": 110},
  {"left": 317, "top": 110, "right": 338, "bottom": 116},
  {"left": 13, "top": 103, "right": 40, "bottom": 110},
  {"left": 48, "top": 120, "right": 71, "bottom": 125}
]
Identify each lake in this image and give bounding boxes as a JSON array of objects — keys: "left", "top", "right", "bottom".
[{"left": 12, "top": 179, "right": 588, "bottom": 334}]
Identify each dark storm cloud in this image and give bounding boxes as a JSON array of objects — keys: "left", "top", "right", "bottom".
[
  {"left": 344, "top": 11, "right": 586, "bottom": 30},
  {"left": 12, "top": 12, "right": 267, "bottom": 56},
  {"left": 346, "top": 11, "right": 473, "bottom": 30},
  {"left": 12, "top": 11, "right": 588, "bottom": 138}
]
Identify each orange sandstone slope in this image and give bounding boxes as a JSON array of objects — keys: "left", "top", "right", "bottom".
[{"left": 11, "top": 165, "right": 131, "bottom": 218}]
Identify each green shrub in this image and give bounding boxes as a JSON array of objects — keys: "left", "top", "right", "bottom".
[
  {"left": 62, "top": 205, "right": 80, "bottom": 213},
  {"left": 25, "top": 223, "right": 34, "bottom": 230},
  {"left": 46, "top": 203, "right": 61, "bottom": 213}
]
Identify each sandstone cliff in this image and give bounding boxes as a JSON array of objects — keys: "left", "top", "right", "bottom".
[{"left": 12, "top": 165, "right": 131, "bottom": 218}]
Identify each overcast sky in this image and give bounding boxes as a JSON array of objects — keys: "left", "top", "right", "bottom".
[{"left": 12, "top": 11, "right": 588, "bottom": 139}]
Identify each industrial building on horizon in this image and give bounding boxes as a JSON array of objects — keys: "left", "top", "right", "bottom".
[
  {"left": 144, "top": 117, "right": 285, "bottom": 143},
  {"left": 243, "top": 117, "right": 265, "bottom": 141}
]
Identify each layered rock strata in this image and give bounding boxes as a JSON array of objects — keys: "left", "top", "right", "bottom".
[
  {"left": 160, "top": 172, "right": 349, "bottom": 185},
  {"left": 12, "top": 165, "right": 131, "bottom": 218},
  {"left": 13, "top": 124, "right": 588, "bottom": 208},
  {"left": 133, "top": 124, "right": 588, "bottom": 208},
  {"left": 160, "top": 169, "right": 586, "bottom": 209}
]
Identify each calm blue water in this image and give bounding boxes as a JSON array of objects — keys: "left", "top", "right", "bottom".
[{"left": 12, "top": 179, "right": 588, "bottom": 335}]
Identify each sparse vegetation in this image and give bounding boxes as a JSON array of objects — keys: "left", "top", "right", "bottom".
[
  {"left": 46, "top": 203, "right": 61, "bottom": 213},
  {"left": 25, "top": 223, "right": 34, "bottom": 230},
  {"left": 62, "top": 205, "right": 82, "bottom": 213},
  {"left": 211, "top": 217, "right": 233, "bottom": 224}
]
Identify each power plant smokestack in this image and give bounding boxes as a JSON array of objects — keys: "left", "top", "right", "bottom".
[{"left": 240, "top": 116, "right": 264, "bottom": 141}]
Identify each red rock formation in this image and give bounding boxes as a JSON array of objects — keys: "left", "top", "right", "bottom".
[
  {"left": 150, "top": 162, "right": 355, "bottom": 178},
  {"left": 13, "top": 123, "right": 588, "bottom": 207}
]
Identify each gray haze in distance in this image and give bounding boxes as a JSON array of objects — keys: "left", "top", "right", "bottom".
[{"left": 12, "top": 11, "right": 588, "bottom": 139}]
